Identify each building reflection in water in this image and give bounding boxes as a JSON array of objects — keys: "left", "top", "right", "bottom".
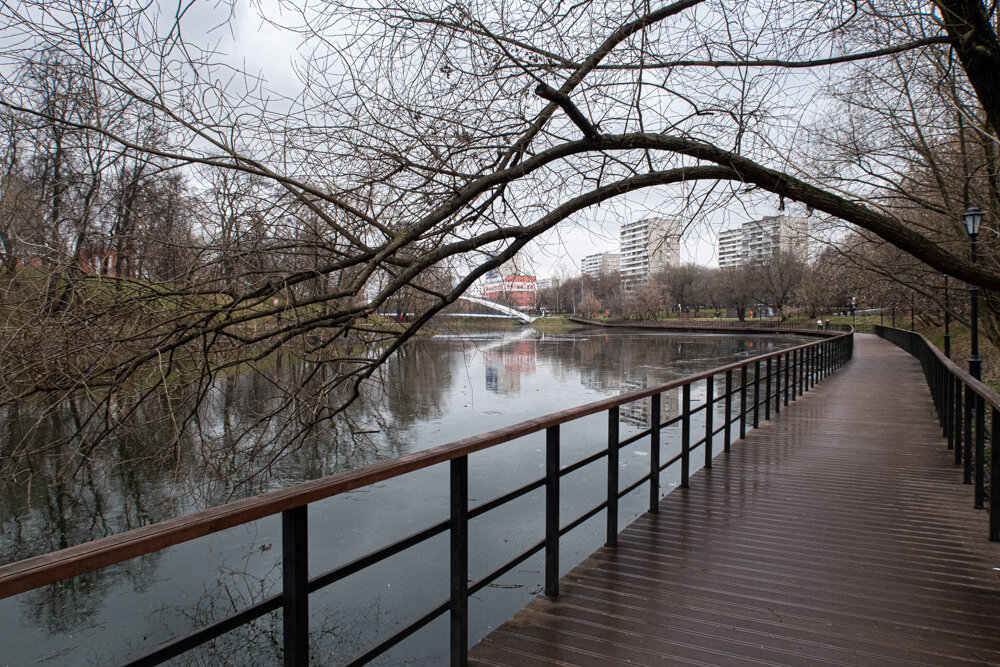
[
  {"left": 476, "top": 332, "right": 768, "bottom": 429},
  {"left": 484, "top": 338, "right": 537, "bottom": 393}
]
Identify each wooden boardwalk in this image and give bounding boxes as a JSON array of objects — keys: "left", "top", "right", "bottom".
[{"left": 470, "top": 334, "right": 1000, "bottom": 666}]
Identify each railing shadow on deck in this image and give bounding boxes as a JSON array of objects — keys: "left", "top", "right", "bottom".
[
  {"left": 874, "top": 326, "right": 1000, "bottom": 541},
  {"left": 0, "top": 327, "right": 854, "bottom": 667}
]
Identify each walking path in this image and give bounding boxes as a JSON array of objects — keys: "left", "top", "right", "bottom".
[{"left": 470, "top": 334, "right": 1000, "bottom": 665}]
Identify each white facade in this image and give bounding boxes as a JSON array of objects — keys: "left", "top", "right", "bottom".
[
  {"left": 717, "top": 216, "right": 809, "bottom": 267},
  {"left": 620, "top": 217, "right": 682, "bottom": 287},
  {"left": 717, "top": 228, "right": 745, "bottom": 268},
  {"left": 581, "top": 252, "right": 621, "bottom": 278}
]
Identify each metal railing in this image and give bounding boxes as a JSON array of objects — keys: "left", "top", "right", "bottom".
[
  {"left": 874, "top": 326, "right": 1000, "bottom": 541},
  {"left": 0, "top": 328, "right": 853, "bottom": 666}
]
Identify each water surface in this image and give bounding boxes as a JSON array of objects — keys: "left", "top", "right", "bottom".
[{"left": 0, "top": 327, "right": 808, "bottom": 664}]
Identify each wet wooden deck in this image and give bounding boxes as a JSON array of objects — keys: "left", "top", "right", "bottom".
[{"left": 470, "top": 334, "right": 1000, "bottom": 665}]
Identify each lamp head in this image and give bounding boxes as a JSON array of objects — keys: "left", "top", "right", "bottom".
[{"left": 964, "top": 206, "right": 984, "bottom": 238}]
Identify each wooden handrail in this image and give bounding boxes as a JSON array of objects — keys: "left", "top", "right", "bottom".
[
  {"left": 877, "top": 326, "right": 1000, "bottom": 411},
  {"left": 0, "top": 328, "right": 851, "bottom": 599}
]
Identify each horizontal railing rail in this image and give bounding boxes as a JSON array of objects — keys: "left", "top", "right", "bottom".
[
  {"left": 874, "top": 326, "right": 1000, "bottom": 541},
  {"left": 0, "top": 326, "right": 854, "bottom": 666}
]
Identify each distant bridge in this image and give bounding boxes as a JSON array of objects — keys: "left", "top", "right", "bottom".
[{"left": 456, "top": 295, "right": 535, "bottom": 323}]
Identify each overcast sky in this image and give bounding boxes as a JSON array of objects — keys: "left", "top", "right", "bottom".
[{"left": 206, "top": 0, "right": 801, "bottom": 279}]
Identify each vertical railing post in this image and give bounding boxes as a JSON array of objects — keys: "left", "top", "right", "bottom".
[
  {"left": 955, "top": 376, "right": 963, "bottom": 466},
  {"left": 976, "top": 393, "right": 986, "bottom": 509},
  {"left": 753, "top": 360, "right": 761, "bottom": 428},
  {"left": 964, "top": 385, "right": 973, "bottom": 484},
  {"left": 545, "top": 426, "right": 560, "bottom": 597},
  {"left": 931, "top": 364, "right": 938, "bottom": 428},
  {"left": 724, "top": 370, "right": 733, "bottom": 453},
  {"left": 774, "top": 355, "right": 782, "bottom": 414},
  {"left": 799, "top": 346, "right": 806, "bottom": 396},
  {"left": 450, "top": 457, "right": 469, "bottom": 667},
  {"left": 607, "top": 407, "right": 619, "bottom": 547},
  {"left": 650, "top": 393, "right": 661, "bottom": 512},
  {"left": 705, "top": 377, "right": 714, "bottom": 469},
  {"left": 945, "top": 370, "right": 954, "bottom": 450},
  {"left": 991, "top": 407, "right": 1000, "bottom": 541},
  {"left": 790, "top": 349, "right": 797, "bottom": 401},
  {"left": 282, "top": 506, "right": 309, "bottom": 667},
  {"left": 783, "top": 351, "right": 790, "bottom": 407},
  {"left": 681, "top": 384, "right": 691, "bottom": 488},
  {"left": 739, "top": 366, "right": 748, "bottom": 440},
  {"left": 765, "top": 357, "right": 772, "bottom": 421}
]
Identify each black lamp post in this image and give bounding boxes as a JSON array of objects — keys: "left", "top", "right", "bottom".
[
  {"left": 943, "top": 273, "right": 951, "bottom": 358},
  {"left": 964, "top": 206, "right": 984, "bottom": 380}
]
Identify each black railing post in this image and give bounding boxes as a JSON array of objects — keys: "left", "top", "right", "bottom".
[
  {"left": 783, "top": 352, "right": 790, "bottom": 407},
  {"left": 765, "top": 357, "right": 772, "bottom": 421},
  {"left": 724, "top": 370, "right": 733, "bottom": 453},
  {"left": 545, "top": 426, "right": 560, "bottom": 596},
  {"left": 936, "top": 364, "right": 945, "bottom": 429},
  {"left": 964, "top": 385, "right": 973, "bottom": 484},
  {"left": 991, "top": 407, "right": 1000, "bottom": 541},
  {"left": 945, "top": 370, "right": 954, "bottom": 450},
  {"left": 681, "top": 384, "right": 691, "bottom": 488},
  {"left": 282, "top": 506, "right": 309, "bottom": 667},
  {"left": 739, "top": 366, "right": 748, "bottom": 440},
  {"left": 607, "top": 407, "right": 619, "bottom": 547},
  {"left": 753, "top": 360, "right": 761, "bottom": 428},
  {"left": 705, "top": 377, "right": 714, "bottom": 468},
  {"left": 955, "top": 376, "right": 963, "bottom": 466},
  {"left": 976, "top": 394, "right": 986, "bottom": 509},
  {"left": 774, "top": 355, "right": 781, "bottom": 415},
  {"left": 799, "top": 346, "right": 806, "bottom": 396},
  {"left": 450, "top": 456, "right": 469, "bottom": 666},
  {"left": 793, "top": 348, "right": 799, "bottom": 397},
  {"left": 650, "top": 393, "right": 661, "bottom": 512}
]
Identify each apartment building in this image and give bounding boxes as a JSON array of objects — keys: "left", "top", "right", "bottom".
[
  {"left": 580, "top": 252, "right": 621, "bottom": 278},
  {"left": 620, "top": 217, "right": 682, "bottom": 287},
  {"left": 717, "top": 216, "right": 809, "bottom": 267}
]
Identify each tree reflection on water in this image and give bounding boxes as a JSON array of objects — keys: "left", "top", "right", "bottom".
[{"left": 0, "top": 328, "right": 805, "bottom": 664}]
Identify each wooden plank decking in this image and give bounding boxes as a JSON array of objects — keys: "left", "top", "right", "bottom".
[{"left": 470, "top": 334, "right": 1000, "bottom": 666}]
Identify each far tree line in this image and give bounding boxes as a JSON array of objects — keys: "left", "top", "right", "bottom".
[{"left": 539, "top": 241, "right": 967, "bottom": 331}]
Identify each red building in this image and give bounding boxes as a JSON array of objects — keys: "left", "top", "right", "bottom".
[{"left": 482, "top": 274, "right": 537, "bottom": 311}]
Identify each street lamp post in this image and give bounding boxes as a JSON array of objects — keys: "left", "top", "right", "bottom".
[
  {"left": 964, "top": 206, "right": 984, "bottom": 380},
  {"left": 943, "top": 273, "right": 951, "bottom": 358}
]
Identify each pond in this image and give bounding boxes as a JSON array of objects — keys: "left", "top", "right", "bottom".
[{"left": 0, "top": 326, "right": 810, "bottom": 664}]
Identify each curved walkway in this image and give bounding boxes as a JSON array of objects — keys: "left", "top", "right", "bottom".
[{"left": 470, "top": 334, "right": 1000, "bottom": 665}]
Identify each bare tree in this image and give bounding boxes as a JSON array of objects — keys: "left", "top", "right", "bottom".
[{"left": 2, "top": 0, "right": 1000, "bottom": 482}]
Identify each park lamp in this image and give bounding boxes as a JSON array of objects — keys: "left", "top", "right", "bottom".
[
  {"left": 964, "top": 206, "right": 984, "bottom": 239},
  {"left": 963, "top": 206, "right": 984, "bottom": 380}
]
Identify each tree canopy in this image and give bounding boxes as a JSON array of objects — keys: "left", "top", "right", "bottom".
[{"left": 1, "top": 0, "right": 999, "bottom": 480}]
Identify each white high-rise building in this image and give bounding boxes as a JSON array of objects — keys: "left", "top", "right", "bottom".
[
  {"left": 620, "top": 217, "right": 682, "bottom": 287},
  {"left": 717, "top": 216, "right": 809, "bottom": 267},
  {"left": 581, "top": 252, "right": 621, "bottom": 278},
  {"left": 717, "top": 228, "right": 745, "bottom": 268}
]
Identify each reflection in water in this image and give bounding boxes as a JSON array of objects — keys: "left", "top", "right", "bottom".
[{"left": 0, "top": 327, "right": 808, "bottom": 664}]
